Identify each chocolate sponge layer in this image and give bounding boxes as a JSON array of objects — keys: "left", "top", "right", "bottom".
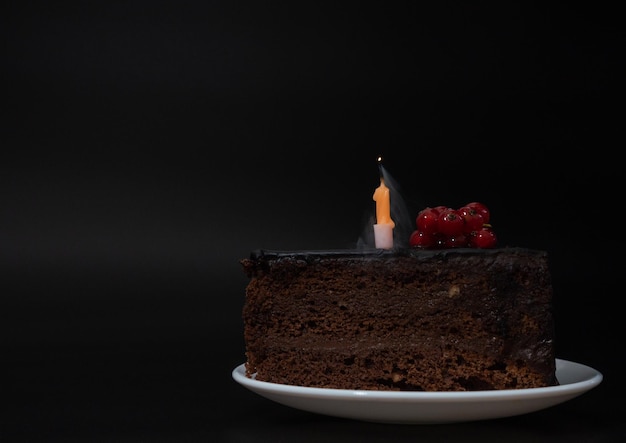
[{"left": 241, "top": 247, "right": 558, "bottom": 391}]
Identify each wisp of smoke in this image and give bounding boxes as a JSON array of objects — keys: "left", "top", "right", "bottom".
[{"left": 356, "top": 163, "right": 413, "bottom": 249}]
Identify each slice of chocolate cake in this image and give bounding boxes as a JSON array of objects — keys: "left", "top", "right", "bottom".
[{"left": 240, "top": 247, "right": 558, "bottom": 391}]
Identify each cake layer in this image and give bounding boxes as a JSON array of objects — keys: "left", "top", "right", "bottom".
[{"left": 241, "top": 247, "right": 558, "bottom": 391}]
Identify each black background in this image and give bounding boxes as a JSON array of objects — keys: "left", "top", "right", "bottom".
[{"left": 4, "top": 1, "right": 623, "bottom": 441}]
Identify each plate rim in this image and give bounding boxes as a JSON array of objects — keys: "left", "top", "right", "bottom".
[{"left": 232, "top": 358, "right": 603, "bottom": 400}]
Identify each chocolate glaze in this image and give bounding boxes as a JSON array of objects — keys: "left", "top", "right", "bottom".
[{"left": 249, "top": 247, "right": 547, "bottom": 262}]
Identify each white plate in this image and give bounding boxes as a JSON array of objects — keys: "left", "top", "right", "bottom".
[{"left": 232, "top": 358, "right": 602, "bottom": 424}]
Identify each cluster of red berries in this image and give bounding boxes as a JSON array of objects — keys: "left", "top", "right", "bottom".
[{"left": 409, "top": 202, "right": 497, "bottom": 249}]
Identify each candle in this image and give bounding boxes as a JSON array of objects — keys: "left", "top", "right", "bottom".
[{"left": 373, "top": 163, "right": 395, "bottom": 249}]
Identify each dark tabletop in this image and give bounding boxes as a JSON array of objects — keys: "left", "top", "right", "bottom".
[
  {"left": 4, "top": 1, "right": 623, "bottom": 441},
  {"left": 5, "top": 266, "right": 622, "bottom": 443}
]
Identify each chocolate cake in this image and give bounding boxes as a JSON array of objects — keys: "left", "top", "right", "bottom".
[{"left": 240, "top": 247, "right": 558, "bottom": 391}]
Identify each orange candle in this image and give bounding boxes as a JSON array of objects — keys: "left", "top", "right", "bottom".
[
  {"left": 373, "top": 170, "right": 395, "bottom": 249},
  {"left": 373, "top": 177, "right": 395, "bottom": 227}
]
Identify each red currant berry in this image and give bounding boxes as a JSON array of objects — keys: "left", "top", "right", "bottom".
[
  {"left": 443, "top": 234, "right": 468, "bottom": 248},
  {"left": 409, "top": 230, "right": 437, "bottom": 248},
  {"left": 470, "top": 227, "right": 497, "bottom": 248},
  {"left": 458, "top": 205, "right": 484, "bottom": 233},
  {"left": 416, "top": 207, "right": 440, "bottom": 235},
  {"left": 466, "top": 202, "right": 490, "bottom": 224},
  {"left": 437, "top": 208, "right": 464, "bottom": 237},
  {"left": 433, "top": 234, "right": 447, "bottom": 249}
]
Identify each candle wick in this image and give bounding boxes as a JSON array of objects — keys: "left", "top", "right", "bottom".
[{"left": 377, "top": 156, "right": 384, "bottom": 178}]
